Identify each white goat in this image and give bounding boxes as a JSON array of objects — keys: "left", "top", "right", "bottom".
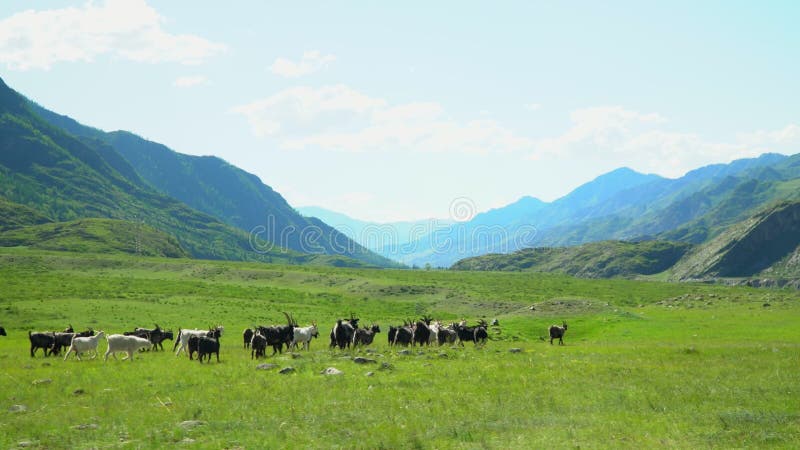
[
  {"left": 174, "top": 326, "right": 224, "bottom": 356},
  {"left": 63, "top": 331, "right": 105, "bottom": 361},
  {"left": 290, "top": 323, "right": 319, "bottom": 351},
  {"left": 429, "top": 321, "right": 441, "bottom": 345},
  {"left": 104, "top": 334, "right": 153, "bottom": 361}
]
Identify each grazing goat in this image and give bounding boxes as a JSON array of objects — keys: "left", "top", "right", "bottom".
[
  {"left": 437, "top": 324, "right": 457, "bottom": 345},
  {"left": 131, "top": 324, "right": 173, "bottom": 351},
  {"left": 0, "top": 326, "right": 6, "bottom": 336},
  {"left": 290, "top": 322, "right": 319, "bottom": 351},
  {"left": 428, "top": 320, "right": 441, "bottom": 345},
  {"left": 392, "top": 322, "right": 414, "bottom": 347},
  {"left": 174, "top": 325, "right": 224, "bottom": 356},
  {"left": 387, "top": 326, "right": 397, "bottom": 346},
  {"left": 474, "top": 322, "right": 489, "bottom": 345},
  {"left": 29, "top": 331, "right": 57, "bottom": 357},
  {"left": 64, "top": 331, "right": 105, "bottom": 360},
  {"left": 243, "top": 328, "right": 254, "bottom": 349},
  {"left": 549, "top": 322, "right": 568, "bottom": 345},
  {"left": 197, "top": 334, "right": 220, "bottom": 363},
  {"left": 150, "top": 329, "right": 174, "bottom": 351},
  {"left": 453, "top": 322, "right": 478, "bottom": 346},
  {"left": 104, "top": 334, "right": 153, "bottom": 361},
  {"left": 251, "top": 332, "right": 267, "bottom": 359},
  {"left": 412, "top": 316, "right": 432, "bottom": 347},
  {"left": 352, "top": 324, "right": 380, "bottom": 347},
  {"left": 330, "top": 314, "right": 359, "bottom": 350},
  {"left": 256, "top": 313, "right": 296, "bottom": 356},
  {"left": 187, "top": 328, "right": 222, "bottom": 360},
  {"left": 53, "top": 328, "right": 94, "bottom": 355}
]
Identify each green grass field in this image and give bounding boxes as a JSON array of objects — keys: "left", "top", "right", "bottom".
[{"left": 0, "top": 248, "right": 798, "bottom": 449}]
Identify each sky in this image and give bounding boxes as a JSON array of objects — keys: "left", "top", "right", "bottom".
[{"left": 1, "top": 1, "right": 799, "bottom": 222}]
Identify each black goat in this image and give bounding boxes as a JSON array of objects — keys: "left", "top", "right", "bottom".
[
  {"left": 330, "top": 314, "right": 359, "bottom": 350},
  {"left": 437, "top": 325, "right": 457, "bottom": 345},
  {"left": 453, "top": 322, "right": 477, "bottom": 346},
  {"left": 549, "top": 322, "right": 568, "bottom": 345},
  {"left": 256, "top": 312, "right": 296, "bottom": 356},
  {"left": 188, "top": 328, "right": 221, "bottom": 360},
  {"left": 412, "top": 316, "right": 433, "bottom": 347},
  {"left": 29, "top": 331, "right": 56, "bottom": 357},
  {"left": 197, "top": 334, "right": 220, "bottom": 363},
  {"left": 474, "top": 324, "right": 488, "bottom": 345},
  {"left": 250, "top": 332, "right": 267, "bottom": 359},
  {"left": 353, "top": 324, "right": 381, "bottom": 347},
  {"left": 0, "top": 326, "right": 6, "bottom": 336},
  {"left": 150, "top": 329, "right": 174, "bottom": 351},
  {"left": 243, "top": 328, "right": 254, "bottom": 349},
  {"left": 392, "top": 322, "right": 414, "bottom": 347},
  {"left": 387, "top": 326, "right": 397, "bottom": 346},
  {"left": 132, "top": 324, "right": 173, "bottom": 351}
]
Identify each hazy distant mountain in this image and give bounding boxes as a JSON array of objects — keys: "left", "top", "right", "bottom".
[
  {"left": 405, "top": 154, "right": 795, "bottom": 268},
  {"left": 297, "top": 206, "right": 451, "bottom": 260}
]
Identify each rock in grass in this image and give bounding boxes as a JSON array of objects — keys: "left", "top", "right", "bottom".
[
  {"left": 180, "top": 438, "right": 196, "bottom": 444},
  {"left": 279, "top": 367, "right": 296, "bottom": 374},
  {"left": 32, "top": 378, "right": 51, "bottom": 386},
  {"left": 509, "top": 348, "right": 523, "bottom": 353},
  {"left": 8, "top": 404, "right": 27, "bottom": 413},
  {"left": 397, "top": 349, "right": 411, "bottom": 355},
  {"left": 321, "top": 367, "right": 343, "bottom": 375},
  {"left": 353, "top": 357, "right": 376, "bottom": 364},
  {"left": 438, "top": 352, "right": 448, "bottom": 358},
  {"left": 256, "top": 363, "right": 278, "bottom": 370},
  {"left": 18, "top": 441, "right": 35, "bottom": 448},
  {"left": 73, "top": 388, "right": 86, "bottom": 395},
  {"left": 72, "top": 423, "right": 98, "bottom": 430},
  {"left": 379, "top": 362, "right": 393, "bottom": 371},
  {"left": 178, "top": 420, "right": 205, "bottom": 430},
  {"left": 290, "top": 353, "right": 302, "bottom": 359},
  {"left": 365, "top": 372, "right": 374, "bottom": 377}
]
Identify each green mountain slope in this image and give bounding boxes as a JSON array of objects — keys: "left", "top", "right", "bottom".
[
  {"left": 0, "top": 218, "right": 188, "bottom": 257},
  {"left": 0, "top": 77, "right": 369, "bottom": 267},
  {"left": 28, "top": 102, "right": 398, "bottom": 268},
  {"left": 452, "top": 240, "right": 693, "bottom": 278},
  {"left": 668, "top": 201, "right": 800, "bottom": 280},
  {"left": 0, "top": 197, "right": 51, "bottom": 231}
]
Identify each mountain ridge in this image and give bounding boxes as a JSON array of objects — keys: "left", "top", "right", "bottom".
[{"left": 23, "top": 84, "right": 398, "bottom": 268}]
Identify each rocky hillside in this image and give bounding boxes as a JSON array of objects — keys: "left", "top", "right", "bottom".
[{"left": 668, "top": 201, "right": 800, "bottom": 280}]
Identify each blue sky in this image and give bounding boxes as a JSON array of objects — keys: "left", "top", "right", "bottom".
[{"left": 1, "top": 1, "right": 799, "bottom": 221}]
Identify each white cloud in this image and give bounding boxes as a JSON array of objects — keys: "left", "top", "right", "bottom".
[
  {"left": 231, "top": 85, "right": 533, "bottom": 154},
  {"left": 229, "top": 84, "right": 386, "bottom": 138},
  {"left": 173, "top": 75, "right": 209, "bottom": 88},
  {"left": 269, "top": 50, "right": 336, "bottom": 78},
  {"left": 0, "top": 0, "right": 226, "bottom": 70},
  {"left": 530, "top": 106, "right": 799, "bottom": 177},
  {"left": 524, "top": 103, "right": 541, "bottom": 111}
]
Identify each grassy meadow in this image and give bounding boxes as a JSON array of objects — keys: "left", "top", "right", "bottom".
[{"left": 0, "top": 248, "right": 798, "bottom": 449}]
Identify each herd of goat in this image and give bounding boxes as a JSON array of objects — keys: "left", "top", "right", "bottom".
[{"left": 3, "top": 316, "right": 569, "bottom": 363}]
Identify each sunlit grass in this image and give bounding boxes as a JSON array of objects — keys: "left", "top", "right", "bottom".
[{"left": 0, "top": 249, "right": 798, "bottom": 448}]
